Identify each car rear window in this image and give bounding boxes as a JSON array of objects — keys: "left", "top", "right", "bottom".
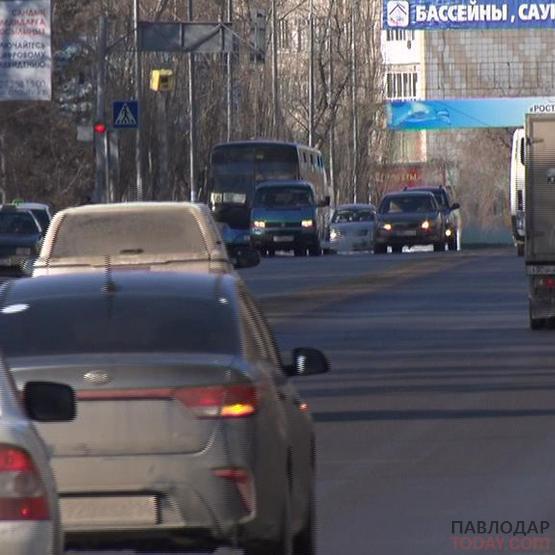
[
  {"left": 0, "top": 295, "right": 238, "bottom": 357},
  {"left": 0, "top": 212, "right": 40, "bottom": 235},
  {"left": 51, "top": 210, "right": 207, "bottom": 258}
]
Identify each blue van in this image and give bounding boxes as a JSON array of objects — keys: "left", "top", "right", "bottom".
[{"left": 250, "top": 181, "right": 330, "bottom": 256}]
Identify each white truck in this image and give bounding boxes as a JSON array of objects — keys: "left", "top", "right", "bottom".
[
  {"left": 524, "top": 114, "right": 555, "bottom": 329},
  {"left": 510, "top": 128, "right": 526, "bottom": 256}
]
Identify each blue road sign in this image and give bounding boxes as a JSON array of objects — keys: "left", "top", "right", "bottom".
[{"left": 113, "top": 100, "right": 139, "bottom": 129}]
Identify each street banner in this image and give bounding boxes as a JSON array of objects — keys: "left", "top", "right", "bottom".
[
  {"left": 0, "top": 0, "right": 51, "bottom": 100},
  {"left": 384, "top": 0, "right": 555, "bottom": 30},
  {"left": 388, "top": 97, "right": 555, "bottom": 130}
]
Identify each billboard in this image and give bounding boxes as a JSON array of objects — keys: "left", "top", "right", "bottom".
[
  {"left": 388, "top": 97, "right": 555, "bottom": 130},
  {"left": 384, "top": 0, "right": 555, "bottom": 30},
  {"left": 0, "top": 0, "right": 51, "bottom": 100}
]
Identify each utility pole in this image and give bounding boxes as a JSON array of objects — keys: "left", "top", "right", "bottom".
[
  {"left": 226, "top": 0, "right": 233, "bottom": 141},
  {"left": 94, "top": 15, "right": 107, "bottom": 203},
  {"left": 133, "top": 0, "right": 143, "bottom": 201},
  {"left": 188, "top": 0, "right": 197, "bottom": 201},
  {"left": 328, "top": 27, "right": 335, "bottom": 203},
  {"left": 351, "top": 1, "right": 358, "bottom": 203},
  {"left": 271, "top": 0, "right": 279, "bottom": 137},
  {"left": 308, "top": 0, "right": 314, "bottom": 146}
]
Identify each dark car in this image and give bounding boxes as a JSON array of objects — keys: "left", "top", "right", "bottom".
[
  {"left": 374, "top": 191, "right": 447, "bottom": 254},
  {"left": 250, "top": 181, "right": 330, "bottom": 257},
  {"left": 0, "top": 271, "right": 329, "bottom": 553},
  {"left": 406, "top": 186, "right": 461, "bottom": 250},
  {"left": 0, "top": 205, "right": 43, "bottom": 275}
]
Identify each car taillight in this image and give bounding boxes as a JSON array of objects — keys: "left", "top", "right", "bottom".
[
  {"left": 0, "top": 445, "right": 49, "bottom": 521},
  {"left": 173, "top": 384, "right": 258, "bottom": 418},
  {"left": 78, "top": 383, "right": 258, "bottom": 419},
  {"left": 213, "top": 467, "right": 255, "bottom": 514}
]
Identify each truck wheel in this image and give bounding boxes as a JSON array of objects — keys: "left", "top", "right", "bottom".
[{"left": 517, "top": 243, "right": 525, "bottom": 257}]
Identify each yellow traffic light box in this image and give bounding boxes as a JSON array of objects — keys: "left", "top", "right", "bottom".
[{"left": 150, "top": 69, "right": 174, "bottom": 92}]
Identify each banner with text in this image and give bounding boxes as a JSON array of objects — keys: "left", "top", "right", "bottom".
[
  {"left": 384, "top": 0, "right": 555, "bottom": 30},
  {"left": 388, "top": 97, "right": 555, "bottom": 130},
  {"left": 0, "top": 0, "right": 51, "bottom": 100}
]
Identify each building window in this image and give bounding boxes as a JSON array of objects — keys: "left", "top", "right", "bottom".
[
  {"left": 386, "top": 71, "right": 418, "bottom": 99},
  {"left": 386, "top": 29, "right": 415, "bottom": 41}
]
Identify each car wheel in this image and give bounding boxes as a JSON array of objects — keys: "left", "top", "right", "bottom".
[
  {"left": 517, "top": 243, "right": 525, "bottom": 257},
  {"left": 244, "top": 492, "right": 293, "bottom": 555},
  {"left": 293, "top": 480, "right": 315, "bottom": 555},
  {"left": 448, "top": 237, "right": 458, "bottom": 251},
  {"left": 308, "top": 244, "right": 321, "bottom": 257},
  {"left": 294, "top": 248, "right": 306, "bottom": 257},
  {"left": 373, "top": 244, "right": 386, "bottom": 255},
  {"left": 433, "top": 242, "right": 445, "bottom": 252},
  {"left": 391, "top": 245, "right": 402, "bottom": 254}
]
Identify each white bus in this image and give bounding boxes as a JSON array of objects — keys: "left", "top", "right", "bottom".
[{"left": 510, "top": 128, "right": 525, "bottom": 256}]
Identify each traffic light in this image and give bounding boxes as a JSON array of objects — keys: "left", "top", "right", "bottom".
[{"left": 93, "top": 122, "right": 107, "bottom": 134}]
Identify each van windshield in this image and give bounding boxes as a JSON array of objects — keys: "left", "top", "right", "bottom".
[{"left": 254, "top": 186, "right": 315, "bottom": 208}]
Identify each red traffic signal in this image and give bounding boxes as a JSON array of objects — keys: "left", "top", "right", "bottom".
[{"left": 93, "top": 122, "right": 107, "bottom": 134}]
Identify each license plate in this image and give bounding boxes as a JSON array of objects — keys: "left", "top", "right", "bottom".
[
  {"left": 61, "top": 495, "right": 159, "bottom": 527},
  {"left": 399, "top": 230, "right": 417, "bottom": 237},
  {"left": 274, "top": 235, "right": 294, "bottom": 242}
]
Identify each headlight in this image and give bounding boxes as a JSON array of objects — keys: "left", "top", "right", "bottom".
[
  {"left": 330, "top": 229, "right": 338, "bottom": 240},
  {"left": 301, "top": 219, "right": 314, "bottom": 228},
  {"left": 253, "top": 221, "right": 266, "bottom": 229},
  {"left": 421, "top": 220, "right": 431, "bottom": 230},
  {"left": 382, "top": 223, "right": 392, "bottom": 231},
  {"left": 445, "top": 228, "right": 453, "bottom": 237},
  {"left": 16, "top": 247, "right": 31, "bottom": 255}
]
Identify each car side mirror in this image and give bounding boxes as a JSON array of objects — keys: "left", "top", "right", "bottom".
[
  {"left": 451, "top": 202, "right": 460, "bottom": 210},
  {"left": 23, "top": 381, "right": 76, "bottom": 422},
  {"left": 233, "top": 248, "right": 260, "bottom": 269},
  {"left": 285, "top": 347, "right": 330, "bottom": 377}
]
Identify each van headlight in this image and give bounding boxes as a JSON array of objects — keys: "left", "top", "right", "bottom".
[
  {"left": 382, "top": 223, "right": 392, "bottom": 231},
  {"left": 253, "top": 221, "right": 266, "bottom": 229},
  {"left": 421, "top": 220, "right": 431, "bottom": 230},
  {"left": 301, "top": 219, "right": 314, "bottom": 228}
]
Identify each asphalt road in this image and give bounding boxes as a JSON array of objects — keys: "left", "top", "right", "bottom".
[{"left": 52, "top": 248, "right": 555, "bottom": 553}]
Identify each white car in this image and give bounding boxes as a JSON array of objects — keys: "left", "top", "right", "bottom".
[
  {"left": 327, "top": 204, "right": 376, "bottom": 253},
  {"left": 0, "top": 354, "right": 76, "bottom": 554},
  {"left": 33, "top": 202, "right": 235, "bottom": 276}
]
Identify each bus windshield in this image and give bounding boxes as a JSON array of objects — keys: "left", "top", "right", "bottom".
[{"left": 211, "top": 144, "right": 299, "bottom": 200}]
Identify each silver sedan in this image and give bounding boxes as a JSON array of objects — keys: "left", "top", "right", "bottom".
[{"left": 327, "top": 204, "right": 376, "bottom": 253}]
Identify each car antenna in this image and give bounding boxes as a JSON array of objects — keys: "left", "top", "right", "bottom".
[{"left": 103, "top": 255, "right": 117, "bottom": 294}]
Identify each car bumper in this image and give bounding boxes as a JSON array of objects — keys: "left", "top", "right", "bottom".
[
  {"left": 251, "top": 229, "right": 318, "bottom": 249},
  {"left": 375, "top": 230, "right": 444, "bottom": 246},
  {"left": 329, "top": 236, "right": 373, "bottom": 252},
  {"left": 0, "top": 521, "right": 57, "bottom": 555}
]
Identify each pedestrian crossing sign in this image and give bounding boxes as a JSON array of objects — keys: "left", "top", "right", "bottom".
[{"left": 113, "top": 100, "right": 139, "bottom": 129}]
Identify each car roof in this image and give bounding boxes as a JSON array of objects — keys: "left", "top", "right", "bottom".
[
  {"left": 1, "top": 271, "right": 238, "bottom": 305},
  {"left": 255, "top": 180, "right": 314, "bottom": 190},
  {"left": 383, "top": 191, "right": 436, "bottom": 199},
  {"left": 17, "top": 202, "right": 51, "bottom": 211},
  {"left": 57, "top": 201, "right": 204, "bottom": 215},
  {"left": 335, "top": 204, "right": 376, "bottom": 210},
  {"left": 213, "top": 140, "right": 321, "bottom": 154}
]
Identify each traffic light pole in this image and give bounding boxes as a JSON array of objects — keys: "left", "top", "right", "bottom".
[
  {"left": 134, "top": 0, "right": 144, "bottom": 201},
  {"left": 94, "top": 15, "right": 107, "bottom": 203}
]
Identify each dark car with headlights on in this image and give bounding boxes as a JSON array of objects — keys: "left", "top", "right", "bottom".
[
  {"left": 0, "top": 205, "right": 43, "bottom": 274},
  {"left": 374, "top": 191, "right": 447, "bottom": 254},
  {"left": 0, "top": 271, "right": 329, "bottom": 554},
  {"left": 406, "top": 186, "right": 461, "bottom": 250}
]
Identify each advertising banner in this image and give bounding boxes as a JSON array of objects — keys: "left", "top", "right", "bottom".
[
  {"left": 0, "top": 0, "right": 51, "bottom": 100},
  {"left": 384, "top": 0, "right": 555, "bottom": 30},
  {"left": 388, "top": 97, "right": 555, "bottom": 130}
]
